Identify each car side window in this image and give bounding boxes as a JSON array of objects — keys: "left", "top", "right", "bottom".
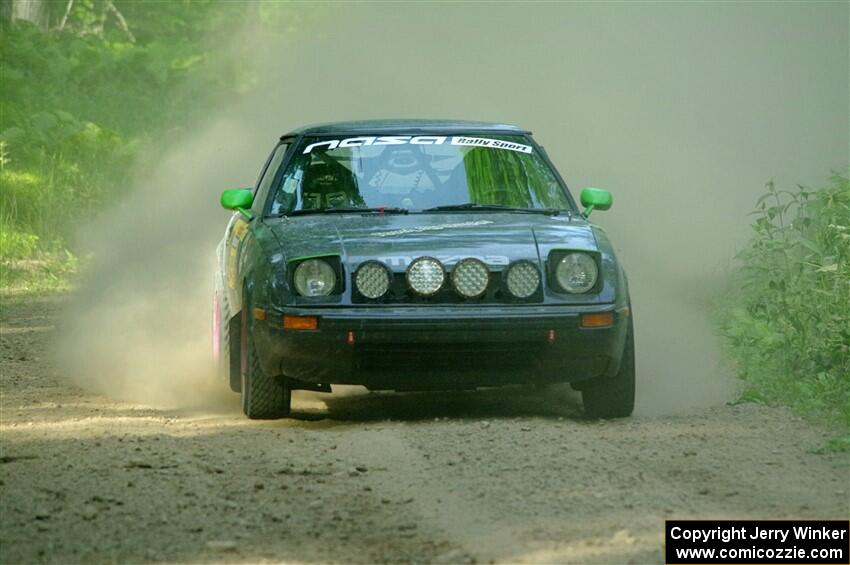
[{"left": 252, "top": 143, "right": 289, "bottom": 213}]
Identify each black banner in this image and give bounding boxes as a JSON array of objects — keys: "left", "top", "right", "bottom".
[{"left": 666, "top": 520, "right": 849, "bottom": 564}]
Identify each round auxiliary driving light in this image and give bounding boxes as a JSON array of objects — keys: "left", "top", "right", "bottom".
[
  {"left": 406, "top": 257, "right": 445, "bottom": 296},
  {"left": 505, "top": 261, "right": 540, "bottom": 299},
  {"left": 451, "top": 258, "right": 490, "bottom": 298},
  {"left": 293, "top": 259, "right": 336, "bottom": 297},
  {"left": 555, "top": 253, "right": 598, "bottom": 293},
  {"left": 355, "top": 261, "right": 391, "bottom": 299}
]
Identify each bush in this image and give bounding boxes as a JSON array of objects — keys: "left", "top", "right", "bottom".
[
  {"left": 0, "top": 4, "right": 323, "bottom": 295},
  {"left": 717, "top": 174, "right": 850, "bottom": 434},
  {"left": 0, "top": 4, "right": 257, "bottom": 291}
]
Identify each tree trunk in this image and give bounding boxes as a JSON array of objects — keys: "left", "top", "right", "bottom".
[{"left": 9, "top": 0, "right": 48, "bottom": 29}]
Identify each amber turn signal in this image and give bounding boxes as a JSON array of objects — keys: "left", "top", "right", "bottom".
[
  {"left": 580, "top": 312, "right": 614, "bottom": 328},
  {"left": 283, "top": 315, "right": 318, "bottom": 330}
]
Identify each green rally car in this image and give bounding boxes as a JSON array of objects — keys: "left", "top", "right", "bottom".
[{"left": 213, "top": 120, "right": 634, "bottom": 419}]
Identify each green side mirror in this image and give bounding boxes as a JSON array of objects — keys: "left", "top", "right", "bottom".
[
  {"left": 580, "top": 187, "right": 613, "bottom": 217},
  {"left": 220, "top": 189, "right": 254, "bottom": 218}
]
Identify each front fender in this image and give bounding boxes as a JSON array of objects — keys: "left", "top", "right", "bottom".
[
  {"left": 592, "top": 224, "right": 630, "bottom": 307},
  {"left": 240, "top": 219, "right": 289, "bottom": 313}
]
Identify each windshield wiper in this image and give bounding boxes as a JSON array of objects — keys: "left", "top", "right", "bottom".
[
  {"left": 422, "top": 203, "right": 561, "bottom": 215},
  {"left": 287, "top": 207, "right": 409, "bottom": 216}
]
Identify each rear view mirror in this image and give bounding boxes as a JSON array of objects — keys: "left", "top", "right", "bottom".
[
  {"left": 580, "top": 187, "right": 613, "bottom": 217},
  {"left": 220, "top": 189, "right": 254, "bottom": 219}
]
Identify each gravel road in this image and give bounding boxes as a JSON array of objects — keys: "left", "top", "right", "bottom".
[{"left": 1, "top": 296, "right": 848, "bottom": 564}]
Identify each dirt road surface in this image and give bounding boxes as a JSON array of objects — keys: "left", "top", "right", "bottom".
[{"left": 1, "top": 296, "right": 848, "bottom": 564}]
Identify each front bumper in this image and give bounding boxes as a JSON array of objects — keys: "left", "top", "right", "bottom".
[{"left": 253, "top": 304, "right": 629, "bottom": 390}]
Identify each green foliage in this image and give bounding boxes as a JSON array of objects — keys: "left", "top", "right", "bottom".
[
  {"left": 717, "top": 174, "right": 850, "bottom": 434},
  {"left": 0, "top": 228, "right": 39, "bottom": 260},
  {"left": 0, "top": 2, "right": 322, "bottom": 293}
]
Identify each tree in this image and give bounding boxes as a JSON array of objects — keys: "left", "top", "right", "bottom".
[{"left": 3, "top": 0, "right": 49, "bottom": 29}]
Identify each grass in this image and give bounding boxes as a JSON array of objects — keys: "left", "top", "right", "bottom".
[
  {"left": 0, "top": 147, "right": 87, "bottom": 295},
  {"left": 0, "top": 252, "right": 78, "bottom": 297}
]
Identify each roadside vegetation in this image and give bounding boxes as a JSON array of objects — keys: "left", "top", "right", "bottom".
[
  {"left": 0, "top": 1, "right": 316, "bottom": 294},
  {"left": 716, "top": 174, "right": 850, "bottom": 446}
]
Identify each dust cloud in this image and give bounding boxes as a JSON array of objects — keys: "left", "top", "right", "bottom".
[{"left": 56, "top": 3, "right": 849, "bottom": 414}]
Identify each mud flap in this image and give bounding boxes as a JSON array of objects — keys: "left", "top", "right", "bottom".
[{"left": 228, "top": 311, "right": 242, "bottom": 392}]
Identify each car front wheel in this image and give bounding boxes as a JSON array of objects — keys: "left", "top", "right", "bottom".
[
  {"left": 240, "top": 293, "right": 291, "bottom": 419},
  {"left": 581, "top": 315, "right": 635, "bottom": 419}
]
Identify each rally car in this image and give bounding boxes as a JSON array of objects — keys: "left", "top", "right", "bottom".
[{"left": 213, "top": 120, "right": 634, "bottom": 419}]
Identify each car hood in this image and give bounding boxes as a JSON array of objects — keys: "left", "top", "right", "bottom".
[{"left": 264, "top": 213, "right": 598, "bottom": 271}]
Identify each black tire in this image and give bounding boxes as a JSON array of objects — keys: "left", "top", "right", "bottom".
[
  {"left": 581, "top": 317, "right": 635, "bottom": 419},
  {"left": 240, "top": 293, "right": 291, "bottom": 419}
]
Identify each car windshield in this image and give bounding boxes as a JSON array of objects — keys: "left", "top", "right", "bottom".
[{"left": 268, "top": 134, "right": 573, "bottom": 215}]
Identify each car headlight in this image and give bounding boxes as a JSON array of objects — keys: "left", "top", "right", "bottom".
[
  {"left": 555, "top": 253, "right": 598, "bottom": 293},
  {"left": 406, "top": 256, "right": 445, "bottom": 296},
  {"left": 505, "top": 260, "right": 540, "bottom": 298},
  {"left": 293, "top": 259, "right": 336, "bottom": 297},
  {"left": 355, "top": 261, "right": 391, "bottom": 299},
  {"left": 451, "top": 258, "right": 490, "bottom": 298}
]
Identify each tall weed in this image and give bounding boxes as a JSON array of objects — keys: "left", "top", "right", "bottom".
[{"left": 717, "top": 174, "right": 850, "bottom": 431}]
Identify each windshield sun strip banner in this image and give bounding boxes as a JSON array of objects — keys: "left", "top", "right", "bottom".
[{"left": 302, "top": 136, "right": 533, "bottom": 155}]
